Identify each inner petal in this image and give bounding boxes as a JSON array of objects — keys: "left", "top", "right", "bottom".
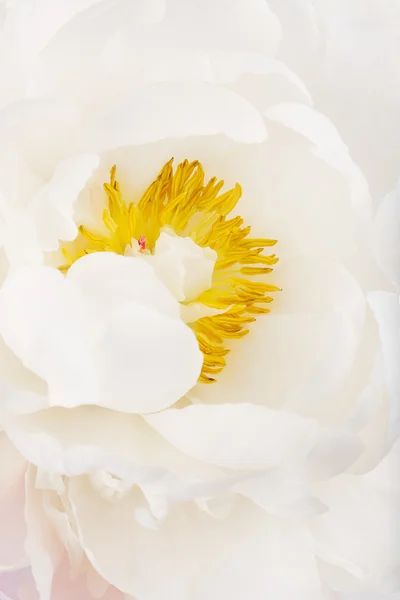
[
  {"left": 142, "top": 229, "right": 218, "bottom": 303},
  {"left": 61, "top": 159, "right": 279, "bottom": 384}
]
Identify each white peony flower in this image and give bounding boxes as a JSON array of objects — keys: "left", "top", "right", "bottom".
[{"left": 0, "top": 2, "right": 398, "bottom": 600}]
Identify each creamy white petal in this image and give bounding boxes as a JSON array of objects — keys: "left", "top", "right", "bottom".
[
  {"left": 67, "top": 252, "right": 181, "bottom": 325},
  {"left": 0, "top": 267, "right": 99, "bottom": 409},
  {"left": 146, "top": 403, "right": 319, "bottom": 470},
  {"left": 0, "top": 254, "right": 202, "bottom": 413},
  {"left": 26, "top": 153, "right": 99, "bottom": 251},
  {"left": 312, "top": 441, "right": 400, "bottom": 593},
  {"left": 265, "top": 102, "right": 371, "bottom": 223},
  {"left": 287, "top": 0, "right": 400, "bottom": 198},
  {"left": 233, "top": 468, "right": 327, "bottom": 517},
  {"left": 28, "top": 0, "right": 280, "bottom": 105},
  {"left": 82, "top": 82, "right": 267, "bottom": 152},
  {"left": 0, "top": 434, "right": 27, "bottom": 571},
  {"left": 92, "top": 302, "right": 202, "bottom": 414},
  {"left": 372, "top": 180, "right": 400, "bottom": 288},
  {"left": 24, "top": 467, "right": 63, "bottom": 600},
  {"left": 0, "top": 432, "right": 26, "bottom": 496},
  {"left": 368, "top": 292, "right": 400, "bottom": 440},
  {"left": 3, "top": 407, "right": 224, "bottom": 491},
  {"left": 0, "top": 333, "right": 47, "bottom": 396},
  {"left": 148, "top": 231, "right": 217, "bottom": 302},
  {"left": 70, "top": 479, "right": 322, "bottom": 600}
]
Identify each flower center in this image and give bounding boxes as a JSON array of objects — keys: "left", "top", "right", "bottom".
[{"left": 60, "top": 159, "right": 279, "bottom": 383}]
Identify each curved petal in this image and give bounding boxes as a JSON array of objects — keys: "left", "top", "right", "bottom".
[
  {"left": 265, "top": 102, "right": 371, "bottom": 223},
  {"left": 70, "top": 479, "right": 322, "bottom": 600},
  {"left": 24, "top": 467, "right": 63, "bottom": 600},
  {"left": 146, "top": 403, "right": 319, "bottom": 470},
  {"left": 3, "top": 406, "right": 225, "bottom": 492},
  {"left": 0, "top": 434, "right": 27, "bottom": 571},
  {"left": 0, "top": 254, "right": 202, "bottom": 413},
  {"left": 372, "top": 179, "right": 400, "bottom": 288},
  {"left": 27, "top": 153, "right": 99, "bottom": 251},
  {"left": 67, "top": 252, "right": 180, "bottom": 324},
  {"left": 3, "top": 153, "right": 99, "bottom": 266},
  {"left": 82, "top": 82, "right": 267, "bottom": 152},
  {"left": 368, "top": 292, "right": 400, "bottom": 441},
  {"left": 0, "top": 266, "right": 99, "bottom": 409},
  {"left": 92, "top": 301, "right": 202, "bottom": 414},
  {"left": 28, "top": 0, "right": 279, "bottom": 104},
  {"left": 311, "top": 441, "right": 400, "bottom": 594}
]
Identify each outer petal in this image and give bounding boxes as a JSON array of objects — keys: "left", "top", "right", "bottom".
[
  {"left": 70, "top": 479, "right": 322, "bottom": 600},
  {"left": 372, "top": 179, "right": 400, "bottom": 288},
  {"left": 368, "top": 292, "right": 400, "bottom": 441},
  {"left": 3, "top": 406, "right": 225, "bottom": 497},
  {"left": 66, "top": 252, "right": 180, "bottom": 325},
  {"left": 265, "top": 102, "right": 371, "bottom": 223},
  {"left": 0, "top": 434, "right": 27, "bottom": 571},
  {"left": 0, "top": 267, "right": 99, "bottom": 409},
  {"left": 2, "top": 153, "right": 99, "bottom": 266},
  {"left": 270, "top": 0, "right": 400, "bottom": 198},
  {"left": 82, "top": 82, "right": 267, "bottom": 152},
  {"left": 92, "top": 302, "right": 203, "bottom": 414},
  {"left": 28, "top": 0, "right": 280, "bottom": 105},
  {"left": 146, "top": 403, "right": 316, "bottom": 470},
  {"left": 195, "top": 260, "right": 366, "bottom": 425},
  {"left": 24, "top": 468, "right": 63, "bottom": 600},
  {"left": 312, "top": 440, "right": 400, "bottom": 594},
  {"left": 0, "top": 254, "right": 203, "bottom": 413},
  {"left": 27, "top": 154, "right": 99, "bottom": 250}
]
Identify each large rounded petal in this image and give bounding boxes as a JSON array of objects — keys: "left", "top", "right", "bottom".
[
  {"left": 0, "top": 267, "right": 99, "bottom": 409},
  {"left": 195, "top": 260, "right": 366, "bottom": 425},
  {"left": 0, "top": 434, "right": 27, "bottom": 571},
  {"left": 3, "top": 406, "right": 227, "bottom": 508},
  {"left": 146, "top": 403, "right": 362, "bottom": 478},
  {"left": 93, "top": 302, "right": 202, "bottom": 414},
  {"left": 372, "top": 179, "right": 400, "bottom": 288},
  {"left": 0, "top": 254, "right": 203, "bottom": 413},
  {"left": 70, "top": 479, "right": 322, "bottom": 600},
  {"left": 368, "top": 292, "right": 400, "bottom": 441},
  {"left": 311, "top": 440, "right": 400, "bottom": 595},
  {"left": 82, "top": 82, "right": 267, "bottom": 152}
]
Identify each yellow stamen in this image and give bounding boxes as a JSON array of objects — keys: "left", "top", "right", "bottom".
[{"left": 60, "top": 159, "right": 279, "bottom": 383}]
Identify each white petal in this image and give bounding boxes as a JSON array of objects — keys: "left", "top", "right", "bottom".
[
  {"left": 265, "top": 102, "right": 371, "bottom": 223},
  {"left": 0, "top": 266, "right": 99, "bottom": 409},
  {"left": 284, "top": 0, "right": 400, "bottom": 198},
  {"left": 149, "top": 231, "right": 217, "bottom": 302},
  {"left": 194, "top": 258, "right": 366, "bottom": 424},
  {"left": 0, "top": 432, "right": 26, "bottom": 496},
  {"left": 0, "top": 434, "right": 27, "bottom": 571},
  {"left": 24, "top": 467, "right": 63, "bottom": 600},
  {"left": 311, "top": 441, "right": 400, "bottom": 593},
  {"left": 211, "top": 53, "right": 311, "bottom": 101},
  {"left": 368, "top": 292, "right": 400, "bottom": 440},
  {"left": 195, "top": 312, "right": 362, "bottom": 423},
  {"left": 372, "top": 180, "right": 400, "bottom": 288},
  {"left": 3, "top": 407, "right": 223, "bottom": 491},
  {"left": 146, "top": 403, "right": 319, "bottom": 470},
  {"left": 92, "top": 302, "right": 202, "bottom": 413},
  {"left": 234, "top": 468, "right": 327, "bottom": 517},
  {"left": 0, "top": 333, "right": 47, "bottom": 396},
  {"left": 0, "top": 254, "right": 201, "bottom": 413},
  {"left": 0, "top": 383, "right": 48, "bottom": 420},
  {"left": 70, "top": 480, "right": 321, "bottom": 600},
  {"left": 27, "top": 153, "right": 99, "bottom": 251},
  {"left": 82, "top": 82, "right": 267, "bottom": 151},
  {"left": 67, "top": 252, "right": 181, "bottom": 324},
  {"left": 28, "top": 0, "right": 279, "bottom": 106}
]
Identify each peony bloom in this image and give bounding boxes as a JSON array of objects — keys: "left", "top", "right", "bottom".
[{"left": 0, "top": 2, "right": 398, "bottom": 600}]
